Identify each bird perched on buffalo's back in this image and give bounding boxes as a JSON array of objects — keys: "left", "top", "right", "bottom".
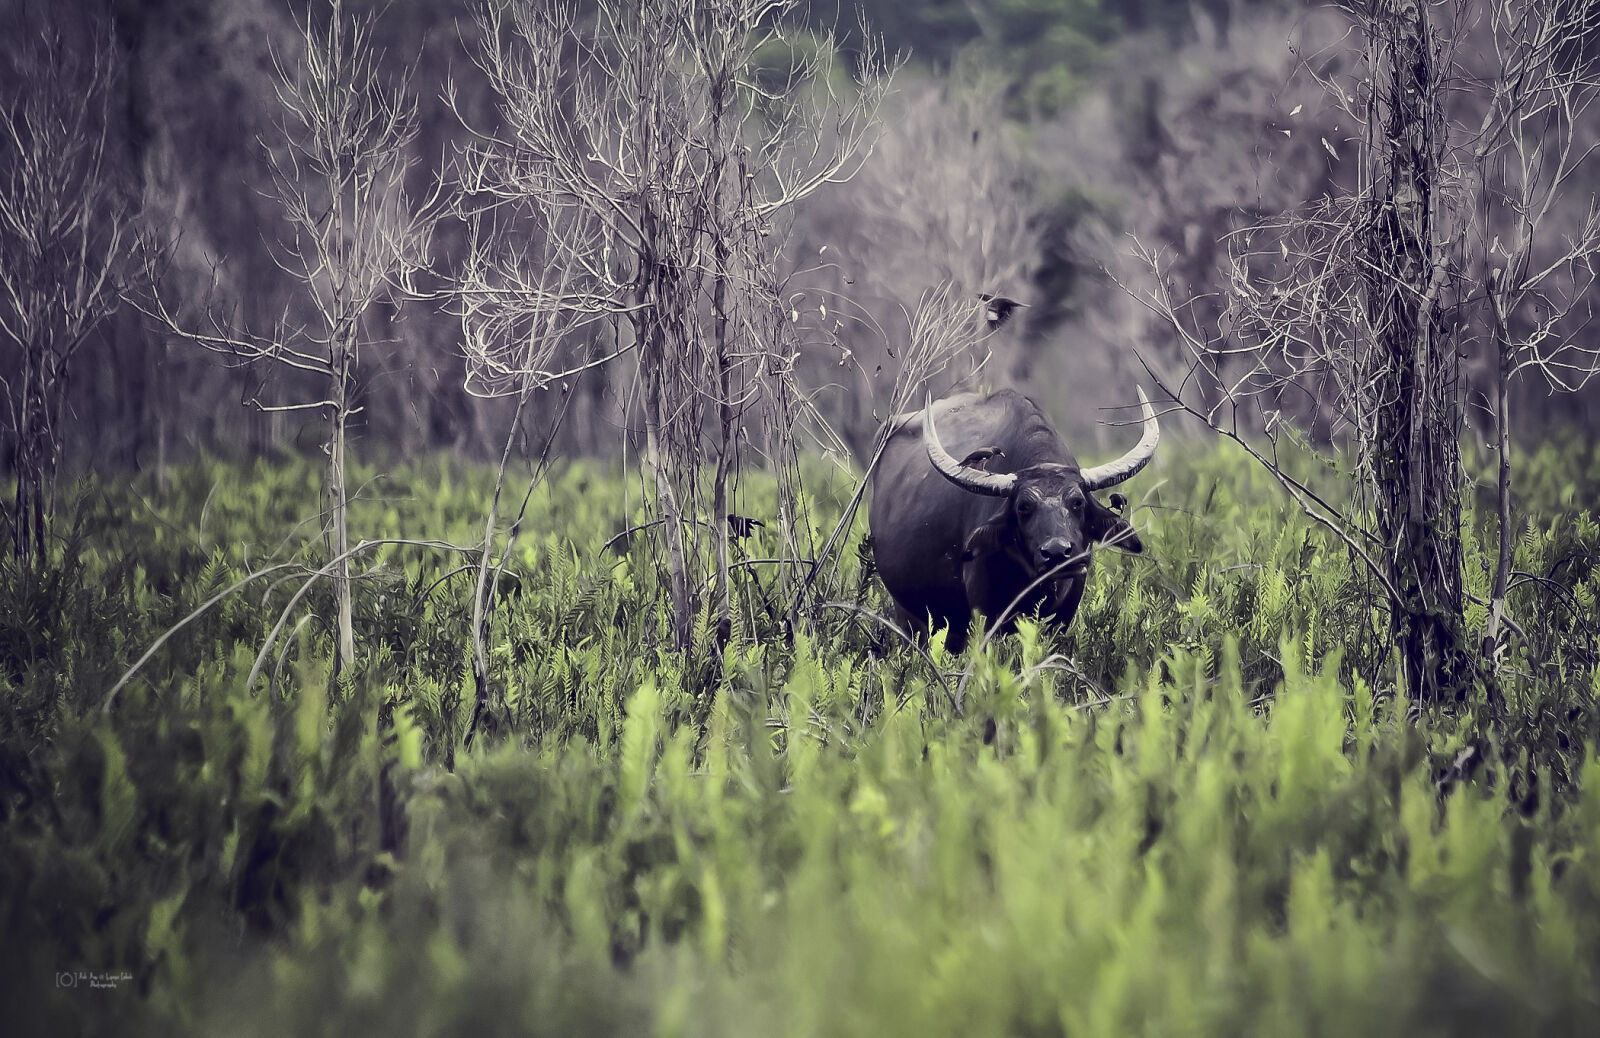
[{"left": 978, "top": 292, "right": 1028, "bottom": 331}]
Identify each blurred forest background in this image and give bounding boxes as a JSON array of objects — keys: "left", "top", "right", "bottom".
[
  {"left": 12, "top": 0, "right": 1596, "bottom": 495},
  {"left": 0, "top": 0, "right": 1591, "bottom": 582}
]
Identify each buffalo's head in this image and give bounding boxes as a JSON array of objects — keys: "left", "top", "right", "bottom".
[{"left": 922, "top": 388, "right": 1159, "bottom": 576}]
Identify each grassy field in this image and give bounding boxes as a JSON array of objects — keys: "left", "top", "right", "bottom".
[{"left": 5, "top": 440, "right": 1600, "bottom": 1035}]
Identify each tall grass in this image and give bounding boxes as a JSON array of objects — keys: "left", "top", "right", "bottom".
[{"left": 3, "top": 439, "right": 1599, "bottom": 1034}]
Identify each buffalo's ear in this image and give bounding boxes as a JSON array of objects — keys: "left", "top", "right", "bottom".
[
  {"left": 961, "top": 518, "right": 1011, "bottom": 562},
  {"left": 1087, "top": 496, "right": 1143, "bottom": 553},
  {"left": 1104, "top": 518, "right": 1143, "bottom": 553}
]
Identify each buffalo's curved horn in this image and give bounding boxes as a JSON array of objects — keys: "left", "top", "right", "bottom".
[
  {"left": 1080, "top": 386, "right": 1160, "bottom": 490},
  {"left": 923, "top": 393, "right": 1017, "bottom": 496}
]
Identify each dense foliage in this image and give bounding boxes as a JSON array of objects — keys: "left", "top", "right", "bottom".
[{"left": 4, "top": 439, "right": 1600, "bottom": 1034}]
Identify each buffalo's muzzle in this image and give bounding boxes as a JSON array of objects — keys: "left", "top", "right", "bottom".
[{"left": 1039, "top": 538, "right": 1076, "bottom": 563}]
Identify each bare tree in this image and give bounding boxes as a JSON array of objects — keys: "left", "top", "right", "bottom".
[
  {"left": 1466, "top": 0, "right": 1600, "bottom": 659},
  {"left": 453, "top": 0, "right": 893, "bottom": 651},
  {"left": 1041, "top": 9, "right": 1349, "bottom": 446},
  {"left": 0, "top": 26, "right": 133, "bottom": 563},
  {"left": 1128, "top": 0, "right": 1600, "bottom": 702},
  {"left": 143, "top": 0, "right": 438, "bottom": 676},
  {"left": 451, "top": 223, "right": 593, "bottom": 746}
]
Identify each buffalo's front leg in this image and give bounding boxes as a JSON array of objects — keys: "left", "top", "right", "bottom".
[{"left": 888, "top": 601, "right": 976, "bottom": 655}]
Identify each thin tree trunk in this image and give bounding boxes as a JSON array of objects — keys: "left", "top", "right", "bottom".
[
  {"left": 13, "top": 448, "right": 41, "bottom": 564},
  {"left": 1485, "top": 276, "right": 1514, "bottom": 655},
  {"left": 329, "top": 338, "right": 355, "bottom": 677},
  {"left": 711, "top": 299, "right": 734, "bottom": 648},
  {"left": 466, "top": 392, "right": 531, "bottom": 746},
  {"left": 467, "top": 483, "right": 503, "bottom": 746},
  {"left": 644, "top": 366, "right": 693, "bottom": 649},
  {"left": 13, "top": 368, "right": 49, "bottom": 564},
  {"left": 635, "top": 291, "right": 693, "bottom": 649},
  {"left": 1363, "top": 0, "right": 1470, "bottom": 702},
  {"left": 709, "top": 70, "right": 734, "bottom": 649},
  {"left": 632, "top": 167, "right": 695, "bottom": 651}
]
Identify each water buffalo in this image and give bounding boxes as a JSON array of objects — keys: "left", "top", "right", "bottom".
[{"left": 869, "top": 388, "right": 1158, "bottom": 652}]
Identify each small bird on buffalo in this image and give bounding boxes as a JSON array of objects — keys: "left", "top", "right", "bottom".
[
  {"left": 959, "top": 446, "right": 1006, "bottom": 470},
  {"left": 727, "top": 514, "right": 765, "bottom": 539},
  {"left": 978, "top": 292, "right": 1028, "bottom": 331}
]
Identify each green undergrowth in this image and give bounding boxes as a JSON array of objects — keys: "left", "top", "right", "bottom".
[{"left": 4, "top": 438, "right": 1600, "bottom": 1035}]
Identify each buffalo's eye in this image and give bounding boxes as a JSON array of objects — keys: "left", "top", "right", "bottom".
[
  {"left": 1067, "top": 495, "right": 1083, "bottom": 512},
  {"left": 1016, "top": 498, "right": 1035, "bottom": 517}
]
